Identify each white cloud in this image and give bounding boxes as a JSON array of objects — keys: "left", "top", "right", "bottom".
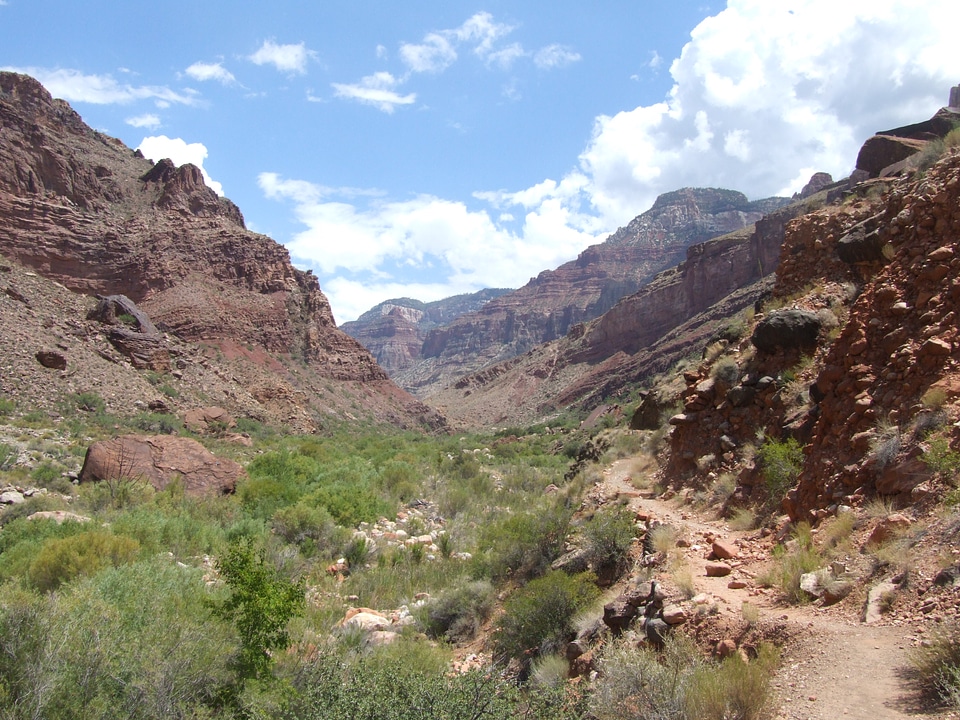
[
  {"left": 455, "top": 12, "right": 515, "bottom": 59},
  {"left": 249, "top": 40, "right": 316, "bottom": 74},
  {"left": 331, "top": 72, "right": 416, "bottom": 113},
  {"left": 137, "top": 136, "right": 223, "bottom": 196},
  {"left": 576, "top": 0, "right": 956, "bottom": 222},
  {"left": 185, "top": 61, "right": 236, "bottom": 85},
  {"left": 125, "top": 113, "right": 161, "bottom": 129},
  {"left": 487, "top": 43, "right": 527, "bottom": 70},
  {"left": 1, "top": 66, "right": 199, "bottom": 106},
  {"left": 277, "top": 0, "right": 956, "bottom": 321},
  {"left": 259, "top": 172, "right": 604, "bottom": 321},
  {"left": 534, "top": 44, "right": 581, "bottom": 70},
  {"left": 399, "top": 32, "right": 457, "bottom": 73}
]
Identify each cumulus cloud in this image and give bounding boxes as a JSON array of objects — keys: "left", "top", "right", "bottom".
[
  {"left": 276, "top": 0, "right": 955, "bottom": 321},
  {"left": 534, "top": 45, "right": 581, "bottom": 70},
  {"left": 399, "top": 33, "right": 457, "bottom": 73},
  {"left": 125, "top": 113, "right": 161, "bottom": 129},
  {"left": 1, "top": 66, "right": 199, "bottom": 106},
  {"left": 137, "top": 136, "right": 223, "bottom": 196},
  {"left": 331, "top": 72, "right": 416, "bottom": 113},
  {"left": 259, "top": 172, "right": 604, "bottom": 322},
  {"left": 185, "top": 61, "right": 236, "bottom": 85},
  {"left": 249, "top": 40, "right": 316, "bottom": 74},
  {"left": 576, "top": 0, "right": 956, "bottom": 223}
]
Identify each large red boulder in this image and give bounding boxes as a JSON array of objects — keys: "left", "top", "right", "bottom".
[{"left": 79, "top": 435, "right": 243, "bottom": 496}]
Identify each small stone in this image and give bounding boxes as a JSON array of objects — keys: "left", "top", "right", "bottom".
[
  {"left": 728, "top": 579, "right": 748, "bottom": 590},
  {"left": 662, "top": 605, "right": 687, "bottom": 625},
  {"left": 705, "top": 562, "right": 732, "bottom": 577}
]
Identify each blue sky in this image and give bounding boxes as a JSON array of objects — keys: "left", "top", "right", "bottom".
[{"left": 2, "top": 1, "right": 956, "bottom": 322}]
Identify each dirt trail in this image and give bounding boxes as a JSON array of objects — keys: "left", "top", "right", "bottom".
[{"left": 600, "top": 459, "right": 941, "bottom": 720}]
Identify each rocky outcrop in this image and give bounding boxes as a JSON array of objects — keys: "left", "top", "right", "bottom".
[
  {"left": 79, "top": 435, "right": 244, "bottom": 496},
  {"left": 786, "top": 151, "right": 960, "bottom": 518},
  {"left": 392, "top": 188, "right": 788, "bottom": 396},
  {"left": 429, "top": 193, "right": 819, "bottom": 428},
  {"left": 87, "top": 294, "right": 170, "bottom": 371},
  {"left": 0, "top": 71, "right": 443, "bottom": 430},
  {"left": 855, "top": 106, "right": 960, "bottom": 177},
  {"left": 341, "top": 289, "right": 511, "bottom": 375}
]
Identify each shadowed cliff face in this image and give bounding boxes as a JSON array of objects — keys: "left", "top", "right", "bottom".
[
  {"left": 385, "top": 188, "right": 788, "bottom": 398},
  {"left": 0, "top": 71, "right": 444, "bottom": 430}
]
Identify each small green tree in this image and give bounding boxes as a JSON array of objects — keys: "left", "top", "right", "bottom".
[{"left": 212, "top": 538, "right": 305, "bottom": 683}]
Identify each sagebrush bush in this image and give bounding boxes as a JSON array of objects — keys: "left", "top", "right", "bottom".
[
  {"left": 0, "top": 559, "right": 236, "bottom": 719},
  {"left": 493, "top": 570, "right": 599, "bottom": 664},
  {"left": 591, "top": 635, "right": 778, "bottom": 720},
  {"left": 757, "top": 522, "right": 823, "bottom": 603},
  {"left": 28, "top": 528, "right": 140, "bottom": 592},
  {"left": 421, "top": 579, "right": 495, "bottom": 643},
  {"left": 582, "top": 505, "right": 636, "bottom": 578},
  {"left": 757, "top": 436, "right": 803, "bottom": 507},
  {"left": 910, "top": 620, "right": 960, "bottom": 708},
  {"left": 473, "top": 500, "right": 572, "bottom": 582}
]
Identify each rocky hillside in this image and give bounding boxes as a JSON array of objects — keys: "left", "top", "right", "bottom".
[
  {"left": 384, "top": 188, "right": 789, "bottom": 397},
  {"left": 652, "top": 104, "right": 960, "bottom": 521},
  {"left": 340, "top": 288, "right": 510, "bottom": 376},
  {"left": 0, "top": 72, "right": 442, "bottom": 431},
  {"left": 427, "top": 190, "right": 824, "bottom": 428}
]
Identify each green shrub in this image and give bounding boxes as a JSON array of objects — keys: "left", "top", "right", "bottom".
[
  {"left": 923, "top": 435, "right": 960, "bottom": 479},
  {"left": 591, "top": 633, "right": 701, "bottom": 720},
  {"left": 474, "top": 501, "right": 572, "bottom": 582},
  {"left": 131, "top": 411, "right": 183, "bottom": 434},
  {"left": 757, "top": 522, "right": 823, "bottom": 603},
  {"left": 286, "top": 648, "right": 532, "bottom": 720},
  {"left": 70, "top": 391, "right": 106, "bottom": 414},
  {"left": 211, "top": 537, "right": 305, "bottom": 682},
  {"left": 493, "top": 570, "right": 599, "bottom": 664},
  {"left": 757, "top": 437, "right": 803, "bottom": 506},
  {"left": 0, "top": 559, "right": 236, "bottom": 719},
  {"left": 684, "top": 643, "right": 779, "bottom": 720},
  {"left": 0, "top": 396, "right": 15, "bottom": 416},
  {"left": 0, "top": 442, "right": 17, "bottom": 471},
  {"left": 710, "top": 356, "right": 740, "bottom": 387},
  {"left": 272, "top": 502, "right": 348, "bottom": 556},
  {"left": 591, "top": 635, "right": 779, "bottom": 720},
  {"left": 582, "top": 505, "right": 636, "bottom": 578},
  {"left": 909, "top": 620, "right": 960, "bottom": 708},
  {"left": 421, "top": 579, "right": 495, "bottom": 644},
  {"left": 28, "top": 528, "right": 140, "bottom": 592}
]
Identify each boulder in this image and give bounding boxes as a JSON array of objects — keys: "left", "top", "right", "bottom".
[
  {"left": 855, "top": 135, "right": 926, "bottom": 177},
  {"left": 712, "top": 538, "right": 739, "bottom": 560},
  {"left": 836, "top": 216, "right": 886, "bottom": 264},
  {"left": 602, "top": 600, "right": 638, "bottom": 635},
  {"left": 27, "top": 510, "right": 90, "bottom": 524},
  {"left": 799, "top": 172, "right": 834, "bottom": 198},
  {"left": 751, "top": 310, "right": 821, "bottom": 353},
  {"left": 662, "top": 605, "right": 687, "bottom": 625},
  {"left": 866, "top": 513, "right": 912, "bottom": 546},
  {"left": 35, "top": 350, "right": 67, "bottom": 370},
  {"left": 644, "top": 618, "right": 670, "bottom": 647},
  {"left": 79, "top": 435, "right": 243, "bottom": 496},
  {"left": 184, "top": 406, "right": 237, "bottom": 434},
  {"left": 630, "top": 392, "right": 664, "bottom": 430},
  {"left": 876, "top": 458, "right": 931, "bottom": 495},
  {"left": 0, "top": 490, "right": 25, "bottom": 504}
]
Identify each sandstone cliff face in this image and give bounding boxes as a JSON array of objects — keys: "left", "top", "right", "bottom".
[
  {"left": 394, "top": 188, "right": 787, "bottom": 397},
  {"left": 428, "top": 194, "right": 810, "bottom": 428},
  {"left": 341, "top": 289, "right": 510, "bottom": 375},
  {"left": 0, "top": 72, "right": 441, "bottom": 430}
]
